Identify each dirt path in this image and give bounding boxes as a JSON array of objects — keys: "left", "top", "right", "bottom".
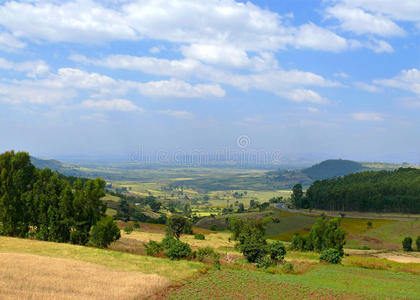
[{"left": 374, "top": 253, "right": 420, "bottom": 264}]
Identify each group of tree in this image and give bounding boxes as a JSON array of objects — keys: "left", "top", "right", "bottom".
[
  {"left": 290, "top": 217, "right": 346, "bottom": 258},
  {"left": 0, "top": 151, "right": 120, "bottom": 248},
  {"left": 228, "top": 217, "right": 286, "bottom": 268},
  {"left": 106, "top": 190, "right": 166, "bottom": 224},
  {"left": 402, "top": 236, "right": 420, "bottom": 252},
  {"left": 293, "top": 168, "right": 420, "bottom": 213},
  {"left": 144, "top": 214, "right": 220, "bottom": 266}
]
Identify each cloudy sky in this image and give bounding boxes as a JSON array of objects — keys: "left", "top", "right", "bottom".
[{"left": 0, "top": 0, "right": 419, "bottom": 163}]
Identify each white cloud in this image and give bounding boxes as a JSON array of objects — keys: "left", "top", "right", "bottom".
[
  {"left": 354, "top": 82, "right": 383, "bottom": 93},
  {"left": 290, "top": 23, "right": 348, "bottom": 52},
  {"left": 307, "top": 107, "right": 320, "bottom": 113},
  {"left": 331, "top": 0, "right": 420, "bottom": 23},
  {"left": 352, "top": 112, "right": 384, "bottom": 121},
  {"left": 284, "top": 89, "right": 328, "bottom": 104},
  {"left": 0, "top": 31, "right": 25, "bottom": 51},
  {"left": 374, "top": 68, "right": 420, "bottom": 96},
  {"left": 0, "top": 58, "right": 49, "bottom": 77},
  {"left": 0, "top": 83, "right": 75, "bottom": 105},
  {"left": 158, "top": 109, "right": 194, "bottom": 120},
  {"left": 0, "top": 0, "right": 136, "bottom": 43},
  {"left": 334, "top": 72, "right": 350, "bottom": 79},
  {"left": 82, "top": 99, "right": 143, "bottom": 112},
  {"left": 137, "top": 78, "right": 226, "bottom": 98},
  {"left": 363, "top": 38, "right": 394, "bottom": 53},
  {"left": 326, "top": 5, "right": 405, "bottom": 37},
  {"left": 0, "top": 0, "right": 354, "bottom": 53}
]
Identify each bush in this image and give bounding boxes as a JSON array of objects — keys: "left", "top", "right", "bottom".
[
  {"left": 89, "top": 217, "right": 121, "bottom": 248},
  {"left": 282, "top": 262, "right": 294, "bottom": 273},
  {"left": 320, "top": 248, "right": 342, "bottom": 264},
  {"left": 197, "top": 247, "right": 216, "bottom": 261},
  {"left": 70, "top": 230, "right": 89, "bottom": 245},
  {"left": 210, "top": 224, "right": 217, "bottom": 231},
  {"left": 403, "top": 237, "right": 413, "bottom": 251},
  {"left": 194, "top": 233, "right": 205, "bottom": 240},
  {"left": 256, "top": 256, "right": 272, "bottom": 269},
  {"left": 166, "top": 239, "right": 192, "bottom": 260},
  {"left": 269, "top": 241, "right": 286, "bottom": 263},
  {"left": 416, "top": 236, "right": 420, "bottom": 251},
  {"left": 144, "top": 240, "right": 163, "bottom": 256},
  {"left": 123, "top": 225, "right": 134, "bottom": 234},
  {"left": 133, "top": 221, "right": 140, "bottom": 229},
  {"left": 290, "top": 233, "right": 311, "bottom": 251},
  {"left": 239, "top": 237, "right": 268, "bottom": 263},
  {"left": 161, "top": 235, "right": 177, "bottom": 249}
]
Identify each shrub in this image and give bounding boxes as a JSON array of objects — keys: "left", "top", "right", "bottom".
[
  {"left": 367, "top": 221, "right": 373, "bottom": 228},
  {"left": 194, "top": 233, "right": 205, "bottom": 240},
  {"left": 123, "top": 225, "right": 134, "bottom": 234},
  {"left": 290, "top": 233, "right": 311, "bottom": 251},
  {"left": 70, "top": 230, "right": 89, "bottom": 245},
  {"left": 89, "top": 216, "right": 121, "bottom": 248},
  {"left": 256, "top": 256, "right": 272, "bottom": 269},
  {"left": 403, "top": 237, "right": 413, "bottom": 251},
  {"left": 239, "top": 237, "right": 268, "bottom": 263},
  {"left": 144, "top": 240, "right": 163, "bottom": 256},
  {"left": 282, "top": 262, "right": 294, "bottom": 273},
  {"left": 416, "top": 236, "right": 420, "bottom": 251},
  {"left": 197, "top": 247, "right": 216, "bottom": 261},
  {"left": 166, "top": 239, "right": 192, "bottom": 260},
  {"left": 320, "top": 248, "right": 342, "bottom": 264},
  {"left": 161, "top": 235, "right": 177, "bottom": 249},
  {"left": 269, "top": 241, "right": 286, "bottom": 263},
  {"left": 133, "top": 221, "right": 140, "bottom": 229},
  {"left": 210, "top": 224, "right": 217, "bottom": 231},
  {"left": 360, "top": 246, "right": 371, "bottom": 250}
]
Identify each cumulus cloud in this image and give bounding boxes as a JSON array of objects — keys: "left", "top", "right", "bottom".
[
  {"left": 137, "top": 79, "right": 226, "bottom": 98},
  {"left": 0, "top": 31, "right": 25, "bottom": 51},
  {"left": 0, "top": 58, "right": 49, "bottom": 77},
  {"left": 354, "top": 82, "right": 383, "bottom": 93},
  {"left": 352, "top": 112, "right": 384, "bottom": 121},
  {"left": 82, "top": 99, "right": 143, "bottom": 112},
  {"left": 374, "top": 68, "right": 420, "bottom": 96},
  {"left": 284, "top": 89, "right": 328, "bottom": 104},
  {"left": 326, "top": 5, "right": 405, "bottom": 37},
  {"left": 0, "top": 0, "right": 355, "bottom": 53},
  {"left": 158, "top": 109, "right": 194, "bottom": 120},
  {"left": 0, "top": 0, "right": 137, "bottom": 43}
]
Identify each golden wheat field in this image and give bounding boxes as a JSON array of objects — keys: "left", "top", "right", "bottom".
[{"left": 0, "top": 253, "right": 169, "bottom": 300}]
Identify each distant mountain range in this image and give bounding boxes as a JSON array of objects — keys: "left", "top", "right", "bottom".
[{"left": 30, "top": 156, "right": 420, "bottom": 190}]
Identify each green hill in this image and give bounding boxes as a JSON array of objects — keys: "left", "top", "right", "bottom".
[
  {"left": 30, "top": 156, "right": 83, "bottom": 177},
  {"left": 302, "top": 159, "right": 365, "bottom": 180}
]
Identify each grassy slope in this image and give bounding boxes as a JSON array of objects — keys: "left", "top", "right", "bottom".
[
  {"left": 166, "top": 265, "right": 420, "bottom": 299},
  {"left": 0, "top": 236, "right": 202, "bottom": 281}
]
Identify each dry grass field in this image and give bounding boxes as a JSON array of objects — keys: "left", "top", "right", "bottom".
[{"left": 0, "top": 253, "right": 169, "bottom": 300}]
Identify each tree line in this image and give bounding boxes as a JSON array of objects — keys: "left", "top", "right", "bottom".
[
  {"left": 0, "top": 151, "right": 119, "bottom": 247},
  {"left": 293, "top": 168, "right": 420, "bottom": 213}
]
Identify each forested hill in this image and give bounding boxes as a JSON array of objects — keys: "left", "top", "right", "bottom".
[
  {"left": 302, "top": 159, "right": 365, "bottom": 180},
  {"left": 298, "top": 168, "right": 420, "bottom": 213},
  {"left": 30, "top": 156, "right": 84, "bottom": 177}
]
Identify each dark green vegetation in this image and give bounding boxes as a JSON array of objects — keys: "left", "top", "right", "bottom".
[
  {"left": 300, "top": 168, "right": 420, "bottom": 213},
  {"left": 290, "top": 217, "right": 346, "bottom": 256},
  {"left": 0, "top": 151, "right": 119, "bottom": 247},
  {"left": 319, "top": 248, "right": 342, "bottom": 264},
  {"left": 402, "top": 237, "right": 413, "bottom": 251},
  {"left": 166, "top": 265, "right": 420, "bottom": 299},
  {"left": 302, "top": 159, "right": 365, "bottom": 180}
]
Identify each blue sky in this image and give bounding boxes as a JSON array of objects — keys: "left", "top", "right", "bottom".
[{"left": 0, "top": 0, "right": 419, "bottom": 163}]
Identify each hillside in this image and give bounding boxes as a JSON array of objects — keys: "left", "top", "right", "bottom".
[
  {"left": 302, "top": 159, "right": 365, "bottom": 180},
  {"left": 30, "top": 156, "right": 84, "bottom": 176}
]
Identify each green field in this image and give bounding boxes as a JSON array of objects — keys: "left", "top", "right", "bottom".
[{"left": 166, "top": 265, "right": 420, "bottom": 299}]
